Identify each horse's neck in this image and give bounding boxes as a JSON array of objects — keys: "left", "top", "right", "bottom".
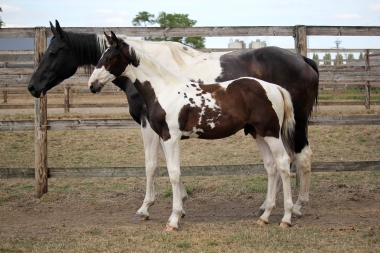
[
  {"left": 67, "top": 33, "right": 104, "bottom": 67},
  {"left": 125, "top": 48, "right": 189, "bottom": 90}
]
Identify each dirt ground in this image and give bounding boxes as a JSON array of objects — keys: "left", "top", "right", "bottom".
[{"left": 1, "top": 174, "right": 379, "bottom": 238}]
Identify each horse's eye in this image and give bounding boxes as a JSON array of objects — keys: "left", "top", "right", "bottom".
[
  {"left": 106, "top": 58, "right": 112, "bottom": 62},
  {"left": 49, "top": 50, "right": 57, "bottom": 55}
]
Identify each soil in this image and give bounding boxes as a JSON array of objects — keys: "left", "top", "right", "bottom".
[{"left": 1, "top": 176, "right": 379, "bottom": 237}]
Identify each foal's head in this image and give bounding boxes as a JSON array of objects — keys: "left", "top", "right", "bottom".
[{"left": 88, "top": 31, "right": 140, "bottom": 93}]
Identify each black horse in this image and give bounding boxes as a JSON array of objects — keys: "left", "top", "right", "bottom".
[{"left": 28, "top": 20, "right": 318, "bottom": 220}]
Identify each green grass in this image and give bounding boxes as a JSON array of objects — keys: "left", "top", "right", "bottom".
[{"left": 318, "top": 88, "right": 380, "bottom": 101}]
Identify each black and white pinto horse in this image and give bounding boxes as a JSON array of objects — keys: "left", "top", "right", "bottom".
[
  {"left": 28, "top": 20, "right": 318, "bottom": 222},
  {"left": 89, "top": 32, "right": 297, "bottom": 230}
]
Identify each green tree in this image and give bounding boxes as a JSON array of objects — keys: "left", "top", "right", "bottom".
[
  {"left": 359, "top": 52, "right": 364, "bottom": 60},
  {"left": 323, "top": 53, "right": 331, "bottom": 66},
  {"left": 312, "top": 53, "right": 319, "bottom": 65},
  {"left": 132, "top": 11, "right": 205, "bottom": 48},
  {"left": 0, "top": 7, "right": 4, "bottom": 28},
  {"left": 347, "top": 53, "right": 354, "bottom": 60},
  {"left": 132, "top": 11, "right": 155, "bottom": 27},
  {"left": 335, "top": 53, "right": 344, "bottom": 65}
]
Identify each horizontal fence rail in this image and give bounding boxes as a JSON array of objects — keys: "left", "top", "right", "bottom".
[
  {"left": 1, "top": 26, "right": 380, "bottom": 38},
  {"left": 1, "top": 161, "right": 379, "bottom": 179},
  {"left": 1, "top": 115, "right": 380, "bottom": 132}
]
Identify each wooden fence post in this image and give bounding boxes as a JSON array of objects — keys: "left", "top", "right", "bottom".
[
  {"left": 365, "top": 50, "right": 371, "bottom": 109},
  {"left": 64, "top": 84, "right": 70, "bottom": 113},
  {"left": 333, "top": 85, "right": 338, "bottom": 100},
  {"left": 294, "top": 25, "right": 307, "bottom": 57},
  {"left": 294, "top": 25, "right": 307, "bottom": 187},
  {"left": 3, "top": 62, "right": 8, "bottom": 103},
  {"left": 34, "top": 27, "right": 48, "bottom": 198}
]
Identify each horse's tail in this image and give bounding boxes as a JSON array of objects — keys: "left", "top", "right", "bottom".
[
  {"left": 303, "top": 56, "right": 320, "bottom": 110},
  {"left": 278, "top": 87, "right": 296, "bottom": 153}
]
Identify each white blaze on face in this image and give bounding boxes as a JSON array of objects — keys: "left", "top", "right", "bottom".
[{"left": 88, "top": 66, "right": 116, "bottom": 88}]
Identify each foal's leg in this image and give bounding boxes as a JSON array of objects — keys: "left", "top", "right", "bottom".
[
  {"left": 134, "top": 124, "right": 160, "bottom": 220},
  {"left": 293, "top": 144, "right": 312, "bottom": 217},
  {"left": 264, "top": 136, "right": 294, "bottom": 227},
  {"left": 254, "top": 136, "right": 279, "bottom": 225},
  {"left": 159, "top": 138, "right": 188, "bottom": 218},
  {"left": 257, "top": 171, "right": 282, "bottom": 217},
  {"left": 163, "top": 137, "right": 184, "bottom": 231}
]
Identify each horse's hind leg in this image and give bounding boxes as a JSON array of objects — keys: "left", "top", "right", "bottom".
[
  {"left": 134, "top": 125, "right": 160, "bottom": 221},
  {"left": 257, "top": 171, "right": 282, "bottom": 217},
  {"left": 293, "top": 144, "right": 312, "bottom": 217},
  {"left": 254, "top": 136, "right": 280, "bottom": 225},
  {"left": 263, "top": 136, "right": 294, "bottom": 227}
]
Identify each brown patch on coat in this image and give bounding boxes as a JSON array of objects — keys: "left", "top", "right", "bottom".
[
  {"left": 133, "top": 80, "right": 171, "bottom": 141},
  {"left": 178, "top": 78, "right": 280, "bottom": 140}
]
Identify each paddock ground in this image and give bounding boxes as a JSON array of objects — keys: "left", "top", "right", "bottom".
[{"left": 1, "top": 172, "right": 379, "bottom": 252}]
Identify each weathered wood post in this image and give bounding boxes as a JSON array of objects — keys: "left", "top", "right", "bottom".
[
  {"left": 294, "top": 25, "right": 307, "bottom": 187},
  {"left": 64, "top": 84, "right": 70, "bottom": 113},
  {"left": 365, "top": 50, "right": 371, "bottom": 109},
  {"left": 34, "top": 27, "right": 48, "bottom": 198},
  {"left": 333, "top": 85, "right": 338, "bottom": 100},
  {"left": 294, "top": 25, "right": 307, "bottom": 57},
  {"left": 3, "top": 62, "right": 8, "bottom": 103}
]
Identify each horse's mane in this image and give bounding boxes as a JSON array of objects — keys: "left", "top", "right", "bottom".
[
  {"left": 124, "top": 40, "right": 189, "bottom": 86},
  {"left": 66, "top": 32, "right": 105, "bottom": 74},
  {"left": 121, "top": 38, "right": 202, "bottom": 69}
]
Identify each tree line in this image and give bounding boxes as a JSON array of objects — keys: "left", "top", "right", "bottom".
[{"left": 312, "top": 52, "right": 365, "bottom": 66}]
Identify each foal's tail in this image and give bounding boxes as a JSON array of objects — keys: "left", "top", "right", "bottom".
[{"left": 278, "top": 87, "right": 296, "bottom": 153}]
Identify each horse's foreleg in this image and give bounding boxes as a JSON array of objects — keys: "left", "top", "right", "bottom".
[
  {"left": 163, "top": 137, "right": 184, "bottom": 231},
  {"left": 293, "top": 145, "right": 312, "bottom": 217},
  {"left": 134, "top": 125, "right": 160, "bottom": 221},
  {"left": 159, "top": 138, "right": 187, "bottom": 218}
]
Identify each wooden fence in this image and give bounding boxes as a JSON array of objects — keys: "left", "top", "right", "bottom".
[{"left": 1, "top": 25, "right": 380, "bottom": 197}]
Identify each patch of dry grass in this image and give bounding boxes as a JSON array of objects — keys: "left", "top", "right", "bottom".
[{"left": 0, "top": 125, "right": 379, "bottom": 169}]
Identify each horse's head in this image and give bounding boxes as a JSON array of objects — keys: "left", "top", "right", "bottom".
[
  {"left": 88, "top": 31, "right": 139, "bottom": 94},
  {"left": 28, "top": 20, "right": 80, "bottom": 98}
]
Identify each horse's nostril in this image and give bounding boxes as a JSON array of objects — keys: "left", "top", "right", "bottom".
[
  {"left": 90, "top": 84, "right": 96, "bottom": 93},
  {"left": 28, "top": 85, "right": 35, "bottom": 94}
]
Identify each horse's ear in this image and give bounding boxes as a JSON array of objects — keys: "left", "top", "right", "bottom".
[
  {"left": 55, "top": 20, "right": 65, "bottom": 38},
  {"left": 110, "top": 31, "right": 119, "bottom": 47},
  {"left": 104, "top": 32, "right": 118, "bottom": 47},
  {"left": 50, "top": 21, "right": 57, "bottom": 36}
]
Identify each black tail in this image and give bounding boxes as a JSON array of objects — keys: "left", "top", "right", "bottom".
[{"left": 303, "top": 56, "right": 319, "bottom": 108}]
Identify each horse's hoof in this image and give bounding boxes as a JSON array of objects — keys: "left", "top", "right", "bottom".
[
  {"left": 257, "top": 209, "right": 265, "bottom": 217},
  {"left": 279, "top": 222, "right": 292, "bottom": 228},
  {"left": 257, "top": 219, "right": 269, "bottom": 226},
  {"left": 292, "top": 210, "right": 302, "bottom": 218},
  {"left": 166, "top": 223, "right": 178, "bottom": 231},
  {"left": 181, "top": 213, "right": 186, "bottom": 218},
  {"left": 133, "top": 214, "right": 149, "bottom": 221}
]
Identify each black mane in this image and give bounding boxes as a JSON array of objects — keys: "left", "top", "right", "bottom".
[{"left": 66, "top": 32, "right": 105, "bottom": 69}]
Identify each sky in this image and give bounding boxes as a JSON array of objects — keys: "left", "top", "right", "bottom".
[{"left": 1, "top": 0, "right": 380, "bottom": 55}]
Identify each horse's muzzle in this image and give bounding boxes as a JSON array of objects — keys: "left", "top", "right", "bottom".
[{"left": 90, "top": 80, "right": 103, "bottom": 94}]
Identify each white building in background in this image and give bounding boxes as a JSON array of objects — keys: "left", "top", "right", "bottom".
[
  {"left": 249, "top": 39, "right": 267, "bottom": 49},
  {"left": 228, "top": 39, "right": 246, "bottom": 49},
  {"left": 228, "top": 38, "right": 267, "bottom": 49}
]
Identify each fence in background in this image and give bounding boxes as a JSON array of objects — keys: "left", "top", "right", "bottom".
[{"left": 1, "top": 25, "right": 379, "bottom": 197}]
